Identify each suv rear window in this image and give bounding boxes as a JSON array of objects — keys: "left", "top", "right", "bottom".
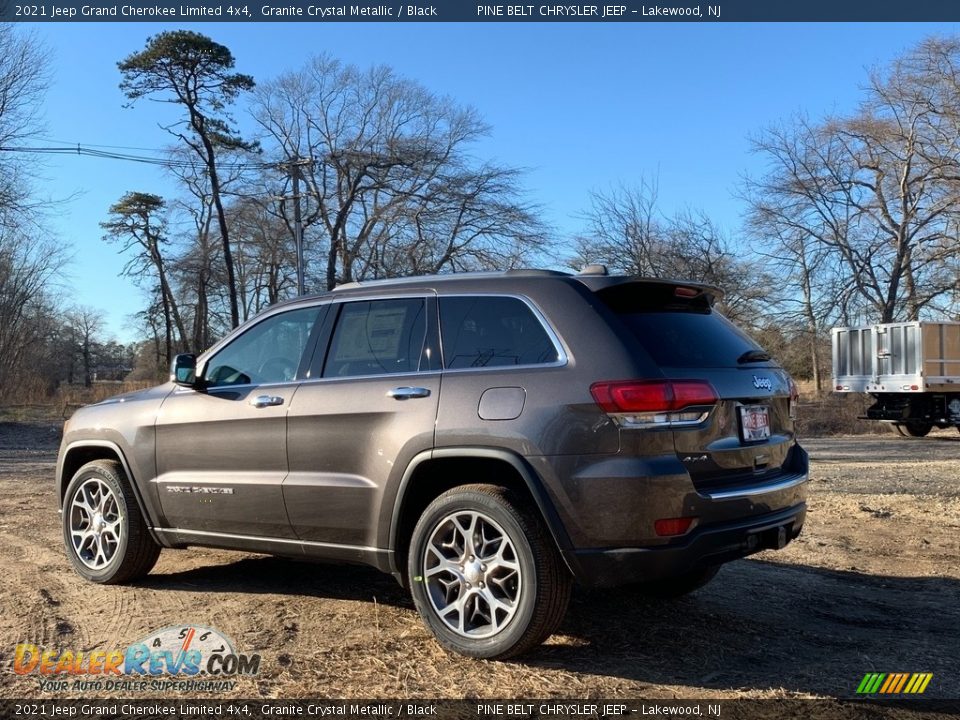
[
  {"left": 597, "top": 284, "right": 769, "bottom": 368},
  {"left": 440, "top": 296, "right": 559, "bottom": 369},
  {"left": 324, "top": 298, "right": 427, "bottom": 378}
]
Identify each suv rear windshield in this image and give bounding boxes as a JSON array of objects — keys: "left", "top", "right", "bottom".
[{"left": 596, "top": 283, "right": 770, "bottom": 368}]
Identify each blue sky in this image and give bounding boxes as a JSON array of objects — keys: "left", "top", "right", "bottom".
[{"left": 25, "top": 21, "right": 956, "bottom": 342}]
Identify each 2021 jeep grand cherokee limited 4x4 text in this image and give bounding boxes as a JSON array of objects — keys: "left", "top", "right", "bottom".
[{"left": 57, "top": 269, "right": 808, "bottom": 658}]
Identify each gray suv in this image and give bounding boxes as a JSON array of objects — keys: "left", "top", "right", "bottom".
[{"left": 57, "top": 269, "right": 808, "bottom": 658}]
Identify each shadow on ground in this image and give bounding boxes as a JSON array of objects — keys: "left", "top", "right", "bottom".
[{"left": 140, "top": 555, "right": 959, "bottom": 699}]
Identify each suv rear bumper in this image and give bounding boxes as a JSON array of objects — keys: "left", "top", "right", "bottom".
[{"left": 564, "top": 502, "right": 806, "bottom": 588}]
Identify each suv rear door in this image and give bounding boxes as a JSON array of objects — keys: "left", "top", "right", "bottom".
[{"left": 283, "top": 295, "right": 441, "bottom": 550}]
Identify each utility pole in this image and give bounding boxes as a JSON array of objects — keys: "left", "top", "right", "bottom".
[
  {"left": 279, "top": 156, "right": 311, "bottom": 297},
  {"left": 291, "top": 158, "right": 306, "bottom": 297}
]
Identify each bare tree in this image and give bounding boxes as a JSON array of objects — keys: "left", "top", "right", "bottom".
[
  {"left": 572, "top": 179, "right": 664, "bottom": 276},
  {"left": 745, "top": 37, "right": 960, "bottom": 324},
  {"left": 163, "top": 144, "right": 252, "bottom": 345},
  {"left": 228, "top": 196, "right": 297, "bottom": 317},
  {"left": 252, "top": 55, "right": 545, "bottom": 290},
  {"left": 572, "top": 180, "right": 767, "bottom": 323},
  {"left": 0, "top": 228, "right": 65, "bottom": 395},
  {"left": 66, "top": 307, "right": 106, "bottom": 387},
  {"left": 0, "top": 26, "right": 49, "bottom": 227}
]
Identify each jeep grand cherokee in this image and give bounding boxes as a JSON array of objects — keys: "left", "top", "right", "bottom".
[{"left": 57, "top": 268, "right": 807, "bottom": 659}]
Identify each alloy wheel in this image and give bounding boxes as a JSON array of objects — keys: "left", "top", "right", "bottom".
[
  {"left": 69, "top": 478, "right": 122, "bottom": 569},
  {"left": 422, "top": 510, "right": 522, "bottom": 638}
]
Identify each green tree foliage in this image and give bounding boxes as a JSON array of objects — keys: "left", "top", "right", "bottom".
[
  {"left": 119, "top": 30, "right": 256, "bottom": 329},
  {"left": 101, "top": 192, "right": 187, "bottom": 368}
]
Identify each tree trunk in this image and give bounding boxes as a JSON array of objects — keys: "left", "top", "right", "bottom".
[
  {"left": 196, "top": 128, "right": 240, "bottom": 329},
  {"left": 82, "top": 339, "right": 92, "bottom": 388}
]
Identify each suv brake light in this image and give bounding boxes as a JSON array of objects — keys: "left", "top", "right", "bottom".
[{"left": 590, "top": 380, "right": 717, "bottom": 428}]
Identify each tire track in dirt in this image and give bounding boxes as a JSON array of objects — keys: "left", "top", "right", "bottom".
[{"left": 1, "top": 424, "right": 958, "bottom": 700}]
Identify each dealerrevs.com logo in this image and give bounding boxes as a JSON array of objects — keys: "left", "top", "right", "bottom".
[{"left": 14, "top": 625, "right": 260, "bottom": 693}]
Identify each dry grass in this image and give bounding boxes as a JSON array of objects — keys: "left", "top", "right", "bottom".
[
  {"left": 793, "top": 381, "right": 888, "bottom": 437},
  {"left": 0, "top": 381, "right": 152, "bottom": 421}
]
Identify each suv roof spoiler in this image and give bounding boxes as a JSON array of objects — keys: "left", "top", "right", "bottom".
[{"left": 575, "top": 276, "right": 724, "bottom": 305}]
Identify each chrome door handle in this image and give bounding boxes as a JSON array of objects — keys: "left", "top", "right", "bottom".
[
  {"left": 387, "top": 386, "right": 431, "bottom": 400},
  {"left": 250, "top": 395, "right": 284, "bottom": 408}
]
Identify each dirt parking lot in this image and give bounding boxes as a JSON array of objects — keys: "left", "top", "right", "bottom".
[{"left": 0, "top": 421, "right": 957, "bottom": 701}]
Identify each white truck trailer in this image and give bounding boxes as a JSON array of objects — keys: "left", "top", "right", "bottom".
[{"left": 832, "top": 321, "right": 960, "bottom": 436}]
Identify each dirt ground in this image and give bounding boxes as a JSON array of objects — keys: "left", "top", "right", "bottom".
[{"left": 0, "top": 420, "right": 957, "bottom": 703}]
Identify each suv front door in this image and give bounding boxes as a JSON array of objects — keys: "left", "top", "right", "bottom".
[{"left": 154, "top": 304, "right": 325, "bottom": 539}]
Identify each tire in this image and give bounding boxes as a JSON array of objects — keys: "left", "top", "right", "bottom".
[
  {"left": 408, "top": 484, "right": 571, "bottom": 659},
  {"left": 639, "top": 565, "right": 720, "bottom": 599},
  {"left": 62, "top": 460, "right": 160, "bottom": 584},
  {"left": 892, "top": 423, "right": 909, "bottom": 437},
  {"left": 903, "top": 422, "right": 932, "bottom": 437}
]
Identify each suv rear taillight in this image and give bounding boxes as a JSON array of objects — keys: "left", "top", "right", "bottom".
[{"left": 590, "top": 380, "right": 717, "bottom": 429}]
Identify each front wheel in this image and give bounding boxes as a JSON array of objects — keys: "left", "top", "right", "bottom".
[
  {"left": 408, "top": 484, "right": 571, "bottom": 659},
  {"left": 62, "top": 460, "right": 160, "bottom": 584}
]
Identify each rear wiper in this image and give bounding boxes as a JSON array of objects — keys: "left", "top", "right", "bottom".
[{"left": 737, "top": 349, "right": 771, "bottom": 364}]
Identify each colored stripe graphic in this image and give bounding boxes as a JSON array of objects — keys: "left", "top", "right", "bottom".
[
  {"left": 893, "top": 674, "right": 909, "bottom": 693},
  {"left": 857, "top": 672, "right": 932, "bottom": 694}
]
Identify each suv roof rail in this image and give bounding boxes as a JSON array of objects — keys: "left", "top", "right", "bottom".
[{"left": 333, "top": 269, "right": 571, "bottom": 291}]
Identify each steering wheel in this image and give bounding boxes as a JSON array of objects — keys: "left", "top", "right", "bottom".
[{"left": 257, "top": 356, "right": 297, "bottom": 383}]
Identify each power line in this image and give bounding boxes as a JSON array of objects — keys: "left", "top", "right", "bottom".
[
  {"left": 2, "top": 142, "right": 315, "bottom": 298},
  {"left": 35, "top": 137, "right": 171, "bottom": 152},
  {"left": 0, "top": 143, "right": 277, "bottom": 171}
]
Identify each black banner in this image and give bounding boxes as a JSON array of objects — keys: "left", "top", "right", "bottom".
[
  {"left": 1, "top": 699, "right": 958, "bottom": 720},
  {"left": 4, "top": 0, "right": 960, "bottom": 22}
]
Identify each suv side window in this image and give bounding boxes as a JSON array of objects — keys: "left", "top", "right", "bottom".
[
  {"left": 323, "top": 298, "right": 427, "bottom": 378},
  {"left": 439, "top": 296, "right": 560, "bottom": 369},
  {"left": 204, "top": 305, "right": 322, "bottom": 387}
]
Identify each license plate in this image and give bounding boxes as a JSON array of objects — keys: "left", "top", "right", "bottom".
[{"left": 739, "top": 405, "right": 770, "bottom": 442}]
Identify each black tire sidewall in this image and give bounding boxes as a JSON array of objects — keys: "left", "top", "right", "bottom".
[
  {"left": 409, "top": 490, "right": 539, "bottom": 658},
  {"left": 905, "top": 422, "right": 932, "bottom": 437},
  {"left": 62, "top": 464, "right": 132, "bottom": 583}
]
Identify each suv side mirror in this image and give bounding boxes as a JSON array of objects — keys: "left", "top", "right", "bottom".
[{"left": 170, "top": 354, "right": 198, "bottom": 387}]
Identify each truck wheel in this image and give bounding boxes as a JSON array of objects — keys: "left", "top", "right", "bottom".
[
  {"left": 639, "top": 565, "right": 720, "bottom": 599},
  {"left": 62, "top": 460, "right": 160, "bottom": 584},
  {"left": 903, "top": 422, "right": 932, "bottom": 437},
  {"left": 408, "top": 484, "right": 571, "bottom": 659}
]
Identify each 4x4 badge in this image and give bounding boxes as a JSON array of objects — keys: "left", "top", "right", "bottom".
[{"left": 753, "top": 376, "right": 773, "bottom": 390}]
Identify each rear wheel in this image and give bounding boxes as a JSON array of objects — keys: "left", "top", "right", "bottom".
[
  {"left": 62, "top": 460, "right": 160, "bottom": 584},
  {"left": 903, "top": 422, "right": 932, "bottom": 437},
  {"left": 639, "top": 565, "right": 720, "bottom": 599},
  {"left": 408, "top": 484, "right": 571, "bottom": 659},
  {"left": 892, "top": 422, "right": 932, "bottom": 437}
]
